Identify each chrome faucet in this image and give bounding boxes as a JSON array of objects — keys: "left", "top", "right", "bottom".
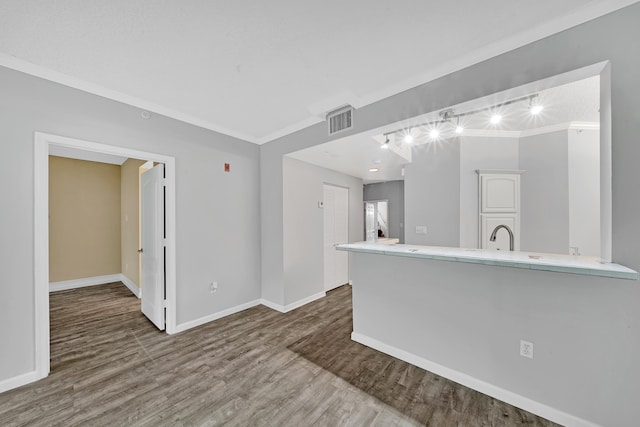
[{"left": 489, "top": 224, "right": 514, "bottom": 251}]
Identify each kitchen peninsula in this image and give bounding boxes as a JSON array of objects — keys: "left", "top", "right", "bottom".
[{"left": 336, "top": 241, "right": 637, "bottom": 425}]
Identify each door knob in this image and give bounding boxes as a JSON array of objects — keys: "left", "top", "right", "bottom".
[{"left": 138, "top": 248, "right": 143, "bottom": 253}]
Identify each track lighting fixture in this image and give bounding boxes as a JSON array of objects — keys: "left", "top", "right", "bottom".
[
  {"left": 381, "top": 136, "right": 390, "bottom": 149},
  {"left": 531, "top": 105, "right": 544, "bottom": 115},
  {"left": 455, "top": 117, "right": 464, "bottom": 134},
  {"left": 529, "top": 95, "right": 544, "bottom": 115},
  {"left": 403, "top": 131, "right": 414, "bottom": 143},
  {"left": 380, "top": 93, "right": 543, "bottom": 145}
]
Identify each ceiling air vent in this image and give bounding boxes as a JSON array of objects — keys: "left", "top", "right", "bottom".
[{"left": 327, "top": 106, "right": 353, "bottom": 135}]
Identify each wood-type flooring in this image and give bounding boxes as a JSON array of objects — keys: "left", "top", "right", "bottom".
[{"left": 0, "top": 283, "right": 560, "bottom": 426}]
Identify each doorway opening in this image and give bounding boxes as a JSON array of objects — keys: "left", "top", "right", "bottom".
[{"left": 34, "top": 132, "right": 177, "bottom": 382}]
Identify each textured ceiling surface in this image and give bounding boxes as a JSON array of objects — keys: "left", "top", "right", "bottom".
[{"left": 0, "top": 1, "right": 635, "bottom": 143}]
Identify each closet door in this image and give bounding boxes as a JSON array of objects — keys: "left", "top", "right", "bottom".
[{"left": 323, "top": 184, "right": 349, "bottom": 291}]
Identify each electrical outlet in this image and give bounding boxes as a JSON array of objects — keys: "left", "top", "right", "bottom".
[
  {"left": 210, "top": 281, "right": 218, "bottom": 294},
  {"left": 520, "top": 340, "right": 534, "bottom": 359},
  {"left": 415, "top": 226, "right": 427, "bottom": 235}
]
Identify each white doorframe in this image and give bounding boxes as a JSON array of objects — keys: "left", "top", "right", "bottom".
[{"left": 34, "top": 131, "right": 177, "bottom": 381}]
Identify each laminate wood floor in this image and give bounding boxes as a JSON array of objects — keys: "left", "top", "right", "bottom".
[{"left": 0, "top": 283, "right": 559, "bottom": 427}]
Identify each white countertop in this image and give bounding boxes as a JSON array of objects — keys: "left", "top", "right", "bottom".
[{"left": 336, "top": 242, "right": 639, "bottom": 280}]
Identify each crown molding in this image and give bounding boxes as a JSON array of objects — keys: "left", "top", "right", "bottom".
[{"left": 0, "top": 53, "right": 260, "bottom": 144}]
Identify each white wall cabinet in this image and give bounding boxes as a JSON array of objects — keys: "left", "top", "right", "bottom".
[
  {"left": 480, "top": 174, "right": 520, "bottom": 212},
  {"left": 481, "top": 214, "right": 519, "bottom": 251},
  {"left": 477, "top": 170, "right": 522, "bottom": 251}
]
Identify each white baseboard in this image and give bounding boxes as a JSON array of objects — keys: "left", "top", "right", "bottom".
[
  {"left": 119, "top": 274, "right": 141, "bottom": 298},
  {"left": 49, "top": 274, "right": 122, "bottom": 292},
  {"left": 351, "top": 332, "right": 599, "bottom": 427},
  {"left": 0, "top": 370, "right": 43, "bottom": 394},
  {"left": 259, "top": 299, "right": 285, "bottom": 312},
  {"left": 261, "top": 291, "right": 326, "bottom": 313},
  {"left": 173, "top": 299, "right": 262, "bottom": 334}
]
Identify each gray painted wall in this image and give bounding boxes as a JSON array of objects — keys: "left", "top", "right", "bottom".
[
  {"left": 519, "top": 130, "right": 570, "bottom": 254},
  {"left": 2, "top": 3, "right": 638, "bottom": 424},
  {"left": 404, "top": 140, "right": 460, "bottom": 246},
  {"left": 282, "top": 157, "right": 363, "bottom": 306},
  {"left": 0, "top": 66, "right": 261, "bottom": 382},
  {"left": 260, "top": 5, "right": 640, "bottom": 425},
  {"left": 351, "top": 251, "right": 625, "bottom": 426},
  {"left": 363, "top": 180, "right": 405, "bottom": 243},
  {"left": 459, "top": 136, "right": 520, "bottom": 249}
]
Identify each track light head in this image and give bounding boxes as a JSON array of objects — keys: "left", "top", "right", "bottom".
[
  {"left": 529, "top": 94, "right": 543, "bottom": 115},
  {"left": 403, "top": 131, "right": 414, "bottom": 143},
  {"left": 439, "top": 109, "right": 455, "bottom": 122}
]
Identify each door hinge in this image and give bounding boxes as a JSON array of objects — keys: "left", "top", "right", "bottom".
[{"left": 163, "top": 299, "right": 167, "bottom": 308}]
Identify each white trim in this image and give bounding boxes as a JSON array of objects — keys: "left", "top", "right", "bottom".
[
  {"left": 173, "top": 300, "right": 262, "bottom": 334},
  {"left": 174, "top": 292, "right": 330, "bottom": 334},
  {"left": 476, "top": 169, "right": 525, "bottom": 175},
  {"left": 49, "top": 274, "right": 122, "bottom": 292},
  {"left": 569, "top": 121, "right": 600, "bottom": 131},
  {"left": 260, "top": 299, "right": 287, "bottom": 313},
  {"left": 49, "top": 273, "right": 141, "bottom": 297},
  {"left": 0, "top": 370, "right": 40, "bottom": 394},
  {"left": 34, "top": 132, "right": 178, "bottom": 384},
  {"left": 0, "top": 54, "right": 258, "bottom": 144},
  {"left": 33, "top": 134, "right": 50, "bottom": 382},
  {"left": 519, "top": 121, "right": 600, "bottom": 138},
  {"left": 260, "top": 291, "right": 326, "bottom": 313},
  {"left": 2, "top": 1, "right": 631, "bottom": 145},
  {"left": 457, "top": 129, "right": 522, "bottom": 138},
  {"left": 351, "top": 332, "right": 601, "bottom": 427},
  {"left": 119, "top": 274, "right": 141, "bottom": 298},
  {"left": 459, "top": 121, "right": 600, "bottom": 139}
]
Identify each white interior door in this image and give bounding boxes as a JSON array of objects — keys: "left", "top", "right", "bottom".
[
  {"left": 334, "top": 186, "right": 349, "bottom": 286},
  {"left": 323, "top": 184, "right": 349, "bottom": 291},
  {"left": 141, "top": 164, "right": 165, "bottom": 330},
  {"left": 365, "top": 202, "right": 376, "bottom": 241}
]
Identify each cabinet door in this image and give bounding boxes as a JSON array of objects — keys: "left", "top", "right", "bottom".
[
  {"left": 481, "top": 174, "right": 519, "bottom": 213},
  {"left": 481, "top": 214, "right": 519, "bottom": 251}
]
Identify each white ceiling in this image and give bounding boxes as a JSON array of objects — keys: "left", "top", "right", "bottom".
[
  {"left": 289, "top": 75, "right": 600, "bottom": 183},
  {"left": 49, "top": 144, "right": 128, "bottom": 165},
  {"left": 0, "top": 1, "right": 634, "bottom": 144}
]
